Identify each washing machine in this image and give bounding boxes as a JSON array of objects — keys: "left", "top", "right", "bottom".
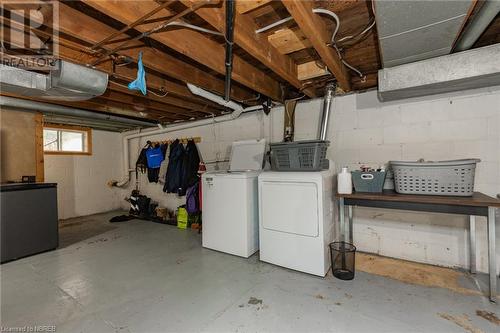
[
  {"left": 202, "top": 139, "right": 266, "bottom": 258},
  {"left": 258, "top": 170, "right": 334, "bottom": 276}
]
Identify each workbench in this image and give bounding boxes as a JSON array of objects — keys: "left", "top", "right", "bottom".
[{"left": 337, "top": 191, "right": 500, "bottom": 302}]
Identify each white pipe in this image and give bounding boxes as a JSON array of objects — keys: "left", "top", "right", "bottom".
[
  {"left": 111, "top": 84, "right": 262, "bottom": 187},
  {"left": 255, "top": 16, "right": 294, "bottom": 34},
  {"left": 187, "top": 83, "right": 244, "bottom": 118}
]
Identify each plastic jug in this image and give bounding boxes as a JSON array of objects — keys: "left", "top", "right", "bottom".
[{"left": 337, "top": 167, "right": 353, "bottom": 194}]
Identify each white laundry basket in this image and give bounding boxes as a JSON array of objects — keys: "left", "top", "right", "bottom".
[{"left": 390, "top": 159, "right": 480, "bottom": 196}]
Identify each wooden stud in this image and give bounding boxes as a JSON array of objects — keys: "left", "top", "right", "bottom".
[
  {"left": 34, "top": 112, "right": 44, "bottom": 182},
  {"left": 282, "top": 0, "right": 352, "bottom": 91}
]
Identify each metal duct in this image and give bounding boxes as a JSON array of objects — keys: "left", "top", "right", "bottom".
[
  {"left": 318, "top": 83, "right": 336, "bottom": 141},
  {"left": 375, "top": 1, "right": 472, "bottom": 68},
  {"left": 0, "top": 60, "right": 108, "bottom": 101},
  {"left": 378, "top": 43, "right": 500, "bottom": 101},
  {"left": 454, "top": 0, "right": 500, "bottom": 52},
  {"left": 0, "top": 96, "right": 157, "bottom": 128}
]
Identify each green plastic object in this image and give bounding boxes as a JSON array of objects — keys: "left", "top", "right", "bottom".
[{"left": 177, "top": 207, "right": 188, "bottom": 229}]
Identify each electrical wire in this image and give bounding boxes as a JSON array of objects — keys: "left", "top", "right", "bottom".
[
  {"left": 312, "top": 8, "right": 366, "bottom": 81},
  {"left": 156, "top": 21, "right": 223, "bottom": 37},
  {"left": 337, "top": 19, "right": 376, "bottom": 43},
  {"left": 311, "top": 8, "right": 340, "bottom": 44},
  {"left": 255, "top": 17, "right": 294, "bottom": 34},
  {"left": 254, "top": 9, "right": 366, "bottom": 81},
  {"left": 148, "top": 89, "right": 169, "bottom": 97}
]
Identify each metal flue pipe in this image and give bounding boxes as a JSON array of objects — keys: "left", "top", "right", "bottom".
[
  {"left": 318, "top": 82, "right": 336, "bottom": 141},
  {"left": 224, "top": 0, "right": 235, "bottom": 101}
]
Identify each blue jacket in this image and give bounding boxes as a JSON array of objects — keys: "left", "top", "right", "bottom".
[{"left": 145, "top": 145, "right": 166, "bottom": 169}]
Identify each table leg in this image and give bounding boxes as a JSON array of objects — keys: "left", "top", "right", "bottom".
[
  {"left": 348, "top": 205, "right": 353, "bottom": 244},
  {"left": 487, "top": 207, "right": 497, "bottom": 303},
  {"left": 469, "top": 216, "right": 476, "bottom": 274},
  {"left": 339, "top": 198, "right": 345, "bottom": 242}
]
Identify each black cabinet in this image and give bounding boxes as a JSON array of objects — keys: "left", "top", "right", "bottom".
[{"left": 1, "top": 183, "right": 59, "bottom": 263}]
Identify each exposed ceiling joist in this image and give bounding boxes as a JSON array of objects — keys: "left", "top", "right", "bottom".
[
  {"left": 13, "top": 1, "right": 255, "bottom": 102},
  {"left": 1, "top": 23, "right": 223, "bottom": 116},
  {"left": 83, "top": 0, "right": 283, "bottom": 101},
  {"left": 236, "top": 0, "right": 272, "bottom": 14},
  {"left": 2, "top": 92, "right": 177, "bottom": 121},
  {"left": 283, "top": 0, "right": 352, "bottom": 91},
  {"left": 181, "top": 0, "right": 316, "bottom": 98},
  {"left": 97, "top": 90, "right": 208, "bottom": 118},
  {"left": 107, "top": 84, "right": 219, "bottom": 115}
]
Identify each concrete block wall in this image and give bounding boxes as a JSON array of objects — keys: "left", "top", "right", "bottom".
[
  {"left": 296, "top": 87, "right": 499, "bottom": 273},
  {"left": 125, "top": 85, "right": 500, "bottom": 273},
  {"left": 125, "top": 110, "right": 274, "bottom": 212},
  {"left": 45, "top": 130, "right": 124, "bottom": 220}
]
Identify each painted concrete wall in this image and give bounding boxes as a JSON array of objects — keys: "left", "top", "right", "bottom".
[
  {"left": 45, "top": 130, "right": 124, "bottom": 220},
  {"left": 124, "top": 86, "right": 500, "bottom": 273},
  {"left": 125, "top": 110, "right": 273, "bottom": 213}
]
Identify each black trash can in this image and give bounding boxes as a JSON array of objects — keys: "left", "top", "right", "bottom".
[{"left": 330, "top": 241, "right": 356, "bottom": 280}]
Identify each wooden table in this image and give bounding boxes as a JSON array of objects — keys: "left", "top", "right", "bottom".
[{"left": 336, "top": 191, "right": 500, "bottom": 302}]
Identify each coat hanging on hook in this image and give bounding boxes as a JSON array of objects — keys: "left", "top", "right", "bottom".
[{"left": 128, "top": 51, "right": 147, "bottom": 95}]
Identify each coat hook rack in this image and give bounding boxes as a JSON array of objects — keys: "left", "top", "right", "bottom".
[{"left": 148, "top": 136, "right": 202, "bottom": 146}]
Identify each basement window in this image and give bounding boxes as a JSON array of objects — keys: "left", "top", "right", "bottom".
[{"left": 43, "top": 124, "right": 92, "bottom": 155}]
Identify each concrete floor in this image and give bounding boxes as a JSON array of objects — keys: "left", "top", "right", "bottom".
[{"left": 1, "top": 211, "right": 499, "bottom": 333}]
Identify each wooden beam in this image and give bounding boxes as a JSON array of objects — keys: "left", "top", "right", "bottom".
[
  {"left": 268, "top": 28, "right": 311, "bottom": 55},
  {"left": 0, "top": 91, "right": 176, "bottom": 121},
  {"left": 181, "top": 0, "right": 316, "bottom": 98},
  {"left": 7, "top": 1, "right": 255, "bottom": 102},
  {"left": 282, "top": 0, "right": 352, "bottom": 91},
  {"left": 83, "top": 0, "right": 282, "bottom": 101},
  {"left": 97, "top": 90, "right": 210, "bottom": 118},
  {"left": 1, "top": 22, "right": 223, "bottom": 115},
  {"left": 236, "top": 0, "right": 272, "bottom": 14},
  {"left": 351, "top": 72, "right": 377, "bottom": 91},
  {"left": 34, "top": 112, "right": 44, "bottom": 182},
  {"left": 107, "top": 84, "right": 219, "bottom": 115},
  {"left": 297, "top": 61, "right": 329, "bottom": 81},
  {"left": 2, "top": 12, "right": 233, "bottom": 106}
]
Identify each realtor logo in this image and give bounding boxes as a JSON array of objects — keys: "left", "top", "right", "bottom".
[{"left": 0, "top": 0, "right": 59, "bottom": 69}]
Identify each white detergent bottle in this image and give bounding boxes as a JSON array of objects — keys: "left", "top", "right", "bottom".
[{"left": 337, "top": 167, "right": 353, "bottom": 194}]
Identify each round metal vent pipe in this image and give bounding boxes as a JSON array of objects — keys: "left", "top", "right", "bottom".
[{"left": 318, "top": 82, "right": 336, "bottom": 141}]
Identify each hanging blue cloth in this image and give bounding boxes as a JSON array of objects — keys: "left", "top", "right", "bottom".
[{"left": 128, "top": 51, "right": 147, "bottom": 95}]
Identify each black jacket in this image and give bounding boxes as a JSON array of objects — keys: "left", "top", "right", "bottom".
[
  {"left": 163, "top": 139, "right": 185, "bottom": 194},
  {"left": 181, "top": 140, "right": 200, "bottom": 194}
]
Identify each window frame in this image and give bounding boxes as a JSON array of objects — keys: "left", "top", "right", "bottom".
[{"left": 43, "top": 123, "right": 92, "bottom": 156}]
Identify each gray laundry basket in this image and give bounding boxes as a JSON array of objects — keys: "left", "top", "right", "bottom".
[
  {"left": 270, "top": 140, "right": 329, "bottom": 171},
  {"left": 390, "top": 159, "right": 480, "bottom": 196}
]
